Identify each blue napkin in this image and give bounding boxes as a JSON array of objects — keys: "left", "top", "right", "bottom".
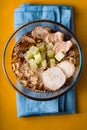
[{"left": 14, "top": 4, "right": 76, "bottom": 117}]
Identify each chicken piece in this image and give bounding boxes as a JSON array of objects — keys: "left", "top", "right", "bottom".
[
  {"left": 42, "top": 67, "right": 66, "bottom": 91},
  {"left": 57, "top": 60, "right": 75, "bottom": 78},
  {"left": 55, "top": 32, "right": 64, "bottom": 41},
  {"left": 21, "top": 35, "right": 36, "bottom": 44},
  {"left": 53, "top": 40, "right": 73, "bottom": 53},
  {"left": 44, "top": 32, "right": 64, "bottom": 43},
  {"left": 31, "top": 26, "right": 49, "bottom": 39},
  {"left": 44, "top": 33, "right": 54, "bottom": 43}
]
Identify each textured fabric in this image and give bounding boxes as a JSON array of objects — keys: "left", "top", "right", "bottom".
[{"left": 14, "top": 4, "right": 76, "bottom": 117}]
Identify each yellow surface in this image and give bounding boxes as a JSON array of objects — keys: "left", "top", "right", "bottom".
[{"left": 0, "top": 0, "right": 87, "bottom": 130}]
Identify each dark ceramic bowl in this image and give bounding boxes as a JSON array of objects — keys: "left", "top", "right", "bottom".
[{"left": 2, "top": 20, "right": 83, "bottom": 101}]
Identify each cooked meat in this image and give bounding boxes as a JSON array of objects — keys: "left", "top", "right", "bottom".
[
  {"left": 21, "top": 35, "right": 36, "bottom": 44},
  {"left": 42, "top": 67, "right": 66, "bottom": 91},
  {"left": 57, "top": 60, "right": 75, "bottom": 78},
  {"left": 44, "top": 32, "right": 64, "bottom": 43},
  {"left": 53, "top": 40, "right": 73, "bottom": 53},
  {"left": 31, "top": 26, "right": 49, "bottom": 39}
]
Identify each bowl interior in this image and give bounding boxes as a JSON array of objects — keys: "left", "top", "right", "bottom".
[{"left": 3, "top": 20, "right": 83, "bottom": 100}]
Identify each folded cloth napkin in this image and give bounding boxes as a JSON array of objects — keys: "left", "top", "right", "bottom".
[{"left": 14, "top": 4, "right": 76, "bottom": 117}]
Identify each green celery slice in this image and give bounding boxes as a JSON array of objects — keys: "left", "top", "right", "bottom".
[
  {"left": 46, "top": 42, "right": 54, "bottom": 50},
  {"left": 26, "top": 51, "right": 34, "bottom": 59},
  {"left": 41, "top": 59, "right": 47, "bottom": 70},
  {"left": 39, "top": 44, "right": 46, "bottom": 51},
  {"left": 34, "top": 52, "right": 42, "bottom": 64},
  {"left": 41, "top": 52, "right": 46, "bottom": 59},
  {"left": 29, "top": 46, "right": 39, "bottom": 55},
  {"left": 47, "top": 50, "right": 55, "bottom": 58},
  {"left": 50, "top": 59, "right": 56, "bottom": 67},
  {"left": 29, "top": 59, "right": 38, "bottom": 69}
]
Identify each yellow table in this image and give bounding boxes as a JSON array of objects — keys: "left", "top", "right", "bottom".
[{"left": 0, "top": 0, "right": 87, "bottom": 130}]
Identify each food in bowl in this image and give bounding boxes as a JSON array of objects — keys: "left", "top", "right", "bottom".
[{"left": 11, "top": 26, "right": 80, "bottom": 92}]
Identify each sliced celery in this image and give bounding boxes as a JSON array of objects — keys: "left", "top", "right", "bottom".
[
  {"left": 29, "top": 59, "right": 38, "bottom": 69},
  {"left": 46, "top": 42, "right": 54, "bottom": 50},
  {"left": 27, "top": 51, "right": 34, "bottom": 59},
  {"left": 50, "top": 59, "right": 56, "bottom": 67},
  {"left": 41, "top": 52, "right": 46, "bottom": 59},
  {"left": 55, "top": 52, "right": 65, "bottom": 61},
  {"left": 29, "top": 46, "right": 39, "bottom": 55},
  {"left": 41, "top": 59, "right": 47, "bottom": 70},
  {"left": 47, "top": 50, "right": 55, "bottom": 58},
  {"left": 34, "top": 52, "right": 42, "bottom": 64},
  {"left": 39, "top": 44, "right": 46, "bottom": 51}
]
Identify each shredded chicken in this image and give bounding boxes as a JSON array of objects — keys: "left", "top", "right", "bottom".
[
  {"left": 53, "top": 40, "right": 73, "bottom": 53},
  {"left": 31, "top": 26, "right": 49, "bottom": 39},
  {"left": 44, "top": 32, "right": 64, "bottom": 43}
]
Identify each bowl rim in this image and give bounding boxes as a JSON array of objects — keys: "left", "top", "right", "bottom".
[{"left": 2, "top": 19, "right": 83, "bottom": 101}]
